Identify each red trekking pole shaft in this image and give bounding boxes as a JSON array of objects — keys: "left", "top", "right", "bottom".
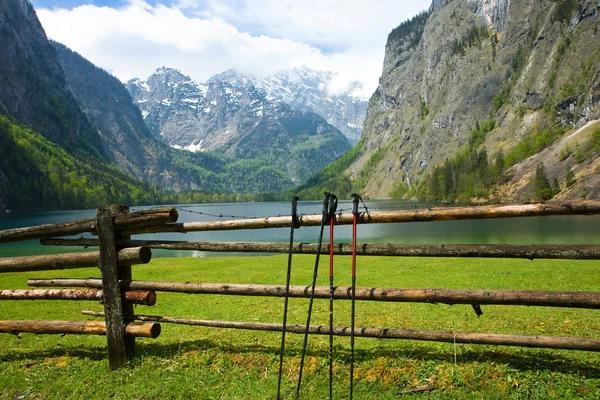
[{"left": 350, "top": 193, "right": 360, "bottom": 400}]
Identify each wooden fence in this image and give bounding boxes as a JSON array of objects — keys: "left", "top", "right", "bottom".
[{"left": 1, "top": 201, "right": 600, "bottom": 369}]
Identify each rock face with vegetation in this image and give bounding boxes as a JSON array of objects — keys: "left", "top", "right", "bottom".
[
  {"left": 0, "top": 0, "right": 159, "bottom": 210},
  {"left": 0, "top": 0, "right": 102, "bottom": 156},
  {"left": 321, "top": 0, "right": 600, "bottom": 202}
]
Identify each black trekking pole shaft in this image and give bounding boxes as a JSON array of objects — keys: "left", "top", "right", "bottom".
[
  {"left": 296, "top": 194, "right": 330, "bottom": 399},
  {"left": 277, "top": 197, "right": 299, "bottom": 400}
]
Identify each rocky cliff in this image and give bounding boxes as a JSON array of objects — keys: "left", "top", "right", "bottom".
[
  {"left": 352, "top": 0, "right": 600, "bottom": 201},
  {"left": 0, "top": 0, "right": 102, "bottom": 155}
]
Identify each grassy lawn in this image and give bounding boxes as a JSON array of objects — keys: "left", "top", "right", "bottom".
[{"left": 1, "top": 254, "right": 599, "bottom": 399}]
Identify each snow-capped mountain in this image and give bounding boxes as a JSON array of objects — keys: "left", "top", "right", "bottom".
[
  {"left": 126, "top": 67, "right": 351, "bottom": 184},
  {"left": 257, "top": 66, "right": 368, "bottom": 144},
  {"left": 127, "top": 66, "right": 367, "bottom": 149},
  {"left": 127, "top": 67, "right": 274, "bottom": 151}
]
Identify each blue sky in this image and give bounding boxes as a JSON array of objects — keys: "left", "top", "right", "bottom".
[
  {"left": 33, "top": 0, "right": 124, "bottom": 9},
  {"left": 34, "top": 0, "right": 431, "bottom": 98}
]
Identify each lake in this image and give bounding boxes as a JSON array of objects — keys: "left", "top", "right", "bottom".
[{"left": 2, "top": 200, "right": 600, "bottom": 258}]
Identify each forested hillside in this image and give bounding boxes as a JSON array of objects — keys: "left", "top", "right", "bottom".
[{"left": 0, "top": 115, "right": 163, "bottom": 209}]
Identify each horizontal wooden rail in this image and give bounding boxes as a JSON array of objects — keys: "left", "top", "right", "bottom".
[
  {"left": 0, "top": 289, "right": 156, "bottom": 305},
  {"left": 40, "top": 239, "right": 600, "bottom": 260},
  {"left": 0, "top": 320, "right": 161, "bottom": 338},
  {"left": 29, "top": 279, "right": 600, "bottom": 309},
  {"left": 121, "top": 201, "right": 600, "bottom": 234},
  {"left": 0, "top": 247, "right": 151, "bottom": 273},
  {"left": 0, "top": 207, "right": 177, "bottom": 243},
  {"left": 82, "top": 311, "right": 600, "bottom": 352}
]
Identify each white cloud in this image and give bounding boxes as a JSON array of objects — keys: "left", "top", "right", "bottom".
[{"left": 36, "top": 0, "right": 430, "bottom": 99}]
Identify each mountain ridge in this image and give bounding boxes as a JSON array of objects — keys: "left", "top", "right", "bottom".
[
  {"left": 127, "top": 67, "right": 352, "bottom": 185},
  {"left": 128, "top": 65, "right": 368, "bottom": 146}
]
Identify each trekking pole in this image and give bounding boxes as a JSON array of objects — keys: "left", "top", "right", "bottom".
[
  {"left": 327, "top": 194, "right": 338, "bottom": 400},
  {"left": 349, "top": 193, "right": 360, "bottom": 400},
  {"left": 277, "top": 196, "right": 301, "bottom": 400},
  {"left": 296, "top": 192, "right": 335, "bottom": 399}
]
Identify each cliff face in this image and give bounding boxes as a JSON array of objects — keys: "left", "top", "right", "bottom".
[
  {"left": 354, "top": 0, "right": 600, "bottom": 200},
  {"left": 0, "top": 0, "right": 102, "bottom": 155}
]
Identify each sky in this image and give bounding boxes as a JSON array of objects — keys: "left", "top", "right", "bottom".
[{"left": 32, "top": 0, "right": 431, "bottom": 99}]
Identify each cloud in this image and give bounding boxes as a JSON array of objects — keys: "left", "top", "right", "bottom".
[{"left": 36, "top": 0, "right": 430, "bottom": 99}]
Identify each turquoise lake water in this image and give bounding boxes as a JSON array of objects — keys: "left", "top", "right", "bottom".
[{"left": 1, "top": 200, "right": 600, "bottom": 258}]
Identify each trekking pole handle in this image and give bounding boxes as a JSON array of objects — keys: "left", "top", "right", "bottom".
[
  {"left": 322, "top": 192, "right": 331, "bottom": 224},
  {"left": 351, "top": 193, "right": 360, "bottom": 215},
  {"left": 291, "top": 196, "right": 300, "bottom": 229},
  {"left": 322, "top": 192, "right": 338, "bottom": 224}
]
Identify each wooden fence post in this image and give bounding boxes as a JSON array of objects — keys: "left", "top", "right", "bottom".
[
  {"left": 110, "top": 205, "right": 136, "bottom": 357},
  {"left": 97, "top": 207, "right": 127, "bottom": 370}
]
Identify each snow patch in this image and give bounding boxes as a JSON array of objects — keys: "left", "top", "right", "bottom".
[
  {"left": 171, "top": 139, "right": 205, "bottom": 153},
  {"left": 138, "top": 81, "right": 150, "bottom": 92}
]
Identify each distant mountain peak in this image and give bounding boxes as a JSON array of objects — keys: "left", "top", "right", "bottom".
[
  {"left": 207, "top": 68, "right": 258, "bottom": 90},
  {"left": 153, "top": 66, "right": 183, "bottom": 76}
]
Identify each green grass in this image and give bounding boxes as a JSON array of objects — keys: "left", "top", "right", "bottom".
[{"left": 1, "top": 255, "right": 600, "bottom": 399}]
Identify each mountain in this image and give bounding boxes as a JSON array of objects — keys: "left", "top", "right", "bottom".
[
  {"left": 256, "top": 66, "right": 368, "bottom": 145},
  {"left": 127, "top": 67, "right": 351, "bottom": 184},
  {"left": 0, "top": 0, "right": 313, "bottom": 211},
  {"left": 316, "top": 0, "right": 600, "bottom": 201},
  {"left": 0, "top": 0, "right": 150, "bottom": 211},
  {"left": 51, "top": 42, "right": 229, "bottom": 193}
]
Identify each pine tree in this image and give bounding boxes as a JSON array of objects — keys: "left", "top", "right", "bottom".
[{"left": 534, "top": 162, "right": 553, "bottom": 200}]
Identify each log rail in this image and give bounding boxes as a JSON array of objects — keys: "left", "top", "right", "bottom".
[
  {"left": 0, "top": 288, "right": 156, "bottom": 305},
  {"left": 81, "top": 311, "right": 600, "bottom": 352},
  {"left": 0, "top": 247, "right": 151, "bottom": 273},
  {"left": 26, "top": 279, "right": 600, "bottom": 309},
  {"left": 0, "top": 320, "right": 161, "bottom": 338},
  {"left": 40, "top": 240, "right": 600, "bottom": 260},
  {"left": 122, "top": 201, "right": 600, "bottom": 234},
  {"left": 0, "top": 207, "right": 177, "bottom": 243}
]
